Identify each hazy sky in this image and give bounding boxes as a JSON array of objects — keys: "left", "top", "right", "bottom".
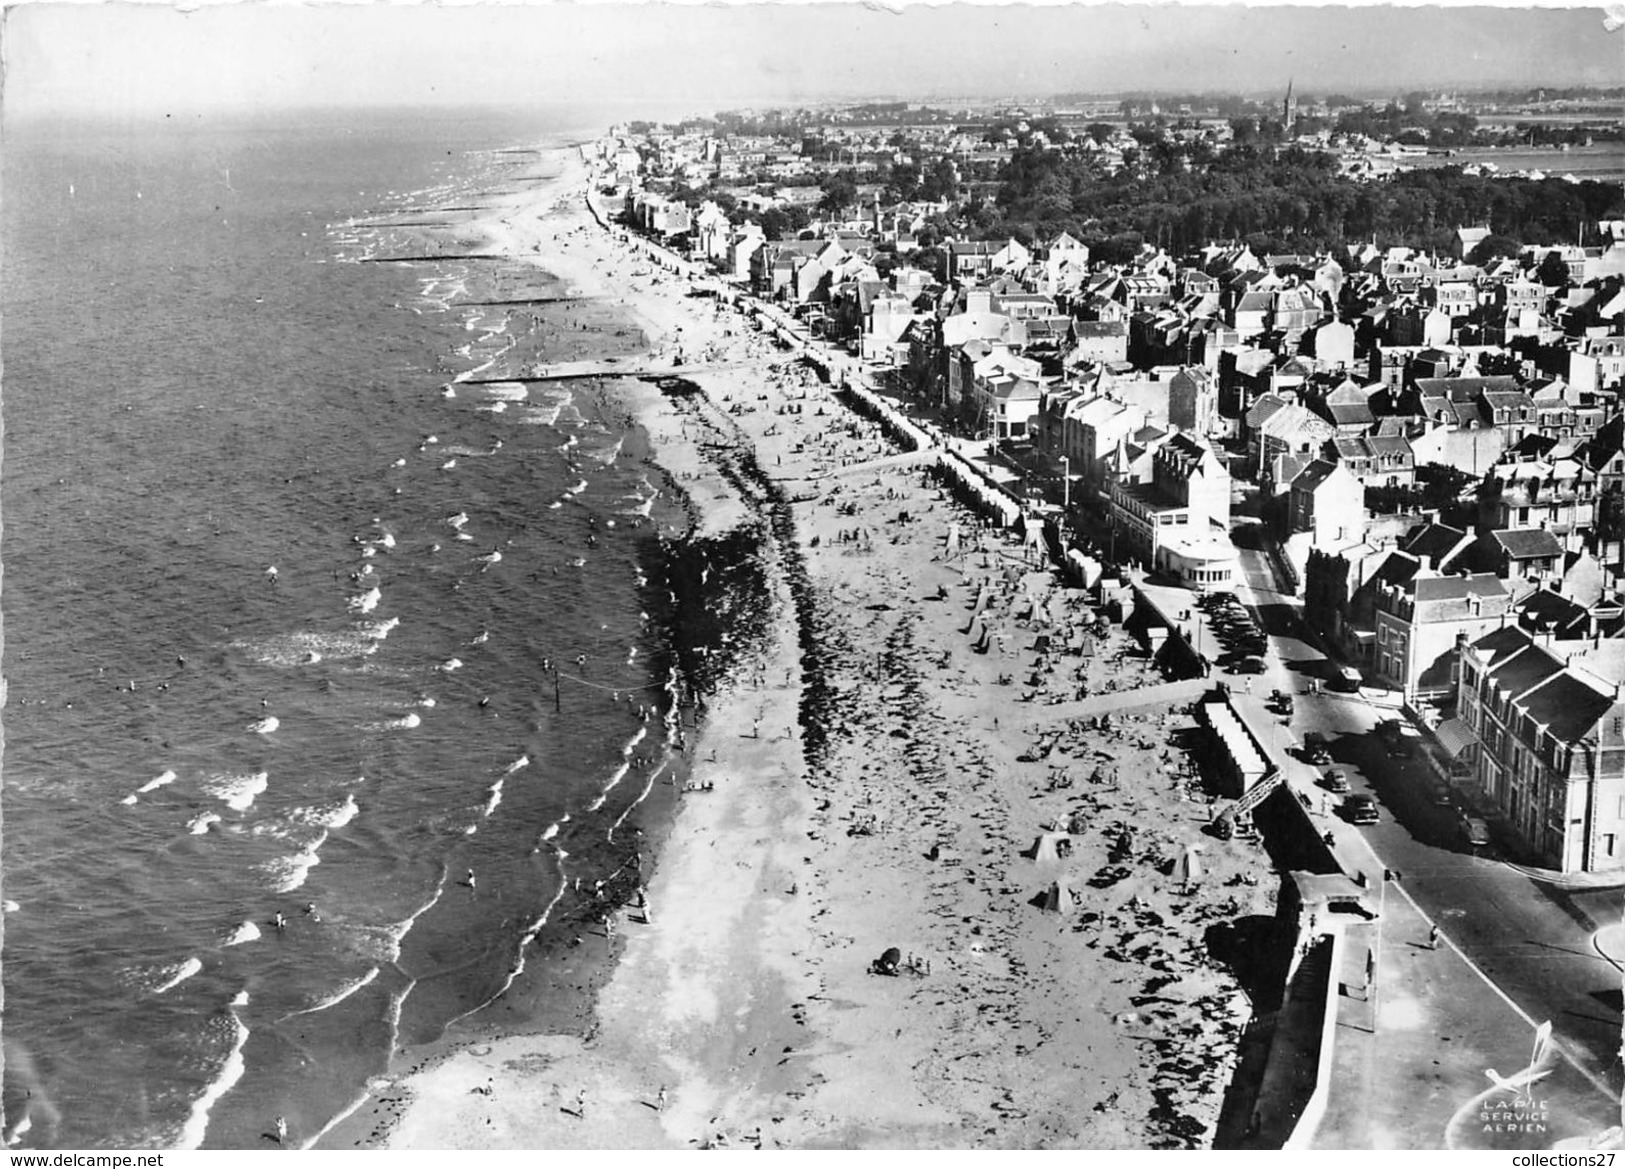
[{"left": 3, "top": 2, "right": 1619, "bottom": 119}]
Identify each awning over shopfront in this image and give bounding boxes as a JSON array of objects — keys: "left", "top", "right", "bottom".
[{"left": 1434, "top": 717, "right": 1479, "bottom": 758}]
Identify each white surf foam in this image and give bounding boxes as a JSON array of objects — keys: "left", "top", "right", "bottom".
[
  {"left": 281, "top": 967, "right": 380, "bottom": 1020},
  {"left": 349, "top": 587, "right": 382, "bottom": 614},
  {"left": 287, "top": 794, "right": 359, "bottom": 830},
  {"left": 261, "top": 830, "right": 328, "bottom": 893},
  {"left": 250, "top": 715, "right": 280, "bottom": 735},
  {"left": 480, "top": 780, "right": 504, "bottom": 819},
  {"left": 174, "top": 1000, "right": 250, "bottom": 1150},
  {"left": 363, "top": 616, "right": 401, "bottom": 640},
  {"left": 202, "top": 771, "right": 268, "bottom": 813},
  {"left": 224, "top": 921, "right": 261, "bottom": 947},
  {"left": 151, "top": 956, "right": 204, "bottom": 995},
  {"left": 187, "top": 812, "right": 222, "bottom": 835},
  {"left": 139, "top": 769, "right": 178, "bottom": 794}
]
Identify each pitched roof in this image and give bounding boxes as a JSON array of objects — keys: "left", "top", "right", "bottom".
[
  {"left": 1290, "top": 459, "right": 1343, "bottom": 495},
  {"left": 1402, "top": 522, "right": 1470, "bottom": 566},
  {"left": 1471, "top": 625, "right": 1538, "bottom": 668},
  {"left": 1520, "top": 588, "right": 1591, "bottom": 634},
  {"left": 1482, "top": 639, "right": 1563, "bottom": 698},
  {"left": 1412, "top": 573, "right": 1506, "bottom": 604},
  {"left": 1414, "top": 375, "right": 1523, "bottom": 399},
  {"left": 1491, "top": 528, "right": 1565, "bottom": 561},
  {"left": 1521, "top": 672, "right": 1616, "bottom": 743},
  {"left": 1259, "top": 403, "right": 1338, "bottom": 442}
]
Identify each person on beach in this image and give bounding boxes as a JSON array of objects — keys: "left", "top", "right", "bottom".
[
  {"left": 575, "top": 1089, "right": 587, "bottom": 1118},
  {"left": 274, "top": 1116, "right": 288, "bottom": 1146},
  {"left": 656, "top": 1086, "right": 668, "bottom": 1112}
]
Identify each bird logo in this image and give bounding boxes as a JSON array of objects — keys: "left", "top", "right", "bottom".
[{"left": 1484, "top": 1021, "right": 1554, "bottom": 1107}]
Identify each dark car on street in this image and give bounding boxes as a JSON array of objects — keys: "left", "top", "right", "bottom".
[
  {"left": 1322, "top": 769, "right": 1351, "bottom": 794},
  {"left": 1344, "top": 795, "right": 1380, "bottom": 825}
]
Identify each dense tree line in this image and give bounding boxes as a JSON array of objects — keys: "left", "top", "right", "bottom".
[{"left": 983, "top": 143, "right": 1625, "bottom": 256}]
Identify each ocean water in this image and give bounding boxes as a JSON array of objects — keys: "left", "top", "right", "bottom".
[{"left": 1, "top": 106, "right": 740, "bottom": 1150}]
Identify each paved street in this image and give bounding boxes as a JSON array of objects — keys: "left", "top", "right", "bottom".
[{"left": 1229, "top": 526, "right": 1625, "bottom": 1146}]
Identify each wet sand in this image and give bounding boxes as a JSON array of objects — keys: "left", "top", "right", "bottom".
[{"left": 329, "top": 145, "right": 1279, "bottom": 1151}]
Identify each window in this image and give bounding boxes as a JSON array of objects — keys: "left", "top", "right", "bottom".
[{"left": 1607, "top": 834, "right": 1617, "bottom": 858}]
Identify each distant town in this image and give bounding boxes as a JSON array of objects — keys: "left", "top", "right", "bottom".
[{"left": 594, "top": 85, "right": 1625, "bottom": 879}]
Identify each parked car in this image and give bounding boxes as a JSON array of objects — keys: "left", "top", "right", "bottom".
[
  {"left": 1344, "top": 795, "right": 1380, "bottom": 825},
  {"left": 1322, "top": 769, "right": 1351, "bottom": 794},
  {"left": 1331, "top": 666, "right": 1363, "bottom": 693},
  {"left": 1270, "top": 689, "right": 1294, "bottom": 716},
  {"left": 1462, "top": 816, "right": 1491, "bottom": 848},
  {"left": 1232, "top": 656, "right": 1266, "bottom": 675}
]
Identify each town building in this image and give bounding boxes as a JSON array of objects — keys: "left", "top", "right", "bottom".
[
  {"left": 1373, "top": 572, "right": 1514, "bottom": 698},
  {"left": 1456, "top": 626, "right": 1625, "bottom": 872}
]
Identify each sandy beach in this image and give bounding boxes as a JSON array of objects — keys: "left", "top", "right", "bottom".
[{"left": 326, "top": 144, "right": 1283, "bottom": 1151}]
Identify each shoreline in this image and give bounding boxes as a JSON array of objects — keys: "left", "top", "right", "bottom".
[{"left": 330, "top": 140, "right": 1277, "bottom": 1151}]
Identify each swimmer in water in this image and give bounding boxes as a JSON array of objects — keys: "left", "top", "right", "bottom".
[
  {"left": 272, "top": 912, "right": 286, "bottom": 933},
  {"left": 464, "top": 868, "right": 477, "bottom": 890}
]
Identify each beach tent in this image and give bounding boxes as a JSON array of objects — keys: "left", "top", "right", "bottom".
[
  {"left": 1030, "top": 831, "right": 1072, "bottom": 863},
  {"left": 1066, "top": 549, "right": 1104, "bottom": 589},
  {"left": 1041, "top": 877, "right": 1078, "bottom": 914},
  {"left": 1176, "top": 845, "right": 1205, "bottom": 891}
]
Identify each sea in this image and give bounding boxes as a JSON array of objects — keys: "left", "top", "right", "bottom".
[{"left": 0, "top": 105, "right": 759, "bottom": 1150}]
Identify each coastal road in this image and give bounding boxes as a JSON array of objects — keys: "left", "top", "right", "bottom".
[{"left": 1228, "top": 527, "right": 1625, "bottom": 1113}]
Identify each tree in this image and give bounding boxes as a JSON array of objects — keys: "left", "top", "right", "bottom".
[
  {"left": 1537, "top": 249, "right": 1572, "bottom": 289},
  {"left": 884, "top": 160, "right": 921, "bottom": 204},
  {"left": 818, "top": 171, "right": 859, "bottom": 216},
  {"left": 1467, "top": 234, "right": 1522, "bottom": 265},
  {"left": 1597, "top": 484, "right": 1624, "bottom": 565},
  {"left": 919, "top": 157, "right": 959, "bottom": 203},
  {"left": 759, "top": 205, "right": 811, "bottom": 242}
]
